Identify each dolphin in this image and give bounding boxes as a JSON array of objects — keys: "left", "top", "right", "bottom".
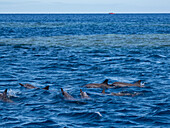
[
  {"left": 84, "top": 79, "right": 112, "bottom": 88},
  {"left": 80, "top": 89, "right": 90, "bottom": 99},
  {"left": 102, "top": 89, "right": 141, "bottom": 97},
  {"left": 110, "top": 92, "right": 139, "bottom": 96},
  {"left": 110, "top": 80, "right": 144, "bottom": 87},
  {"left": 19, "top": 83, "right": 49, "bottom": 90},
  {"left": 61, "top": 88, "right": 75, "bottom": 100},
  {"left": 0, "top": 89, "right": 13, "bottom": 103}
]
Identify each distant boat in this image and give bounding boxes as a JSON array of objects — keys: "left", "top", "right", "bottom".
[{"left": 109, "top": 13, "right": 115, "bottom": 14}]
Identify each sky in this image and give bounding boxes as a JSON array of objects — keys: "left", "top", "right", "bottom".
[{"left": 0, "top": 0, "right": 170, "bottom": 13}]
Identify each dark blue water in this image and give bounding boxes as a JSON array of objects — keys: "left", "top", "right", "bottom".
[{"left": 0, "top": 14, "right": 170, "bottom": 128}]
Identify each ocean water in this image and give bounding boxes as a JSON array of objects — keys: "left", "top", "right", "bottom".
[{"left": 0, "top": 14, "right": 170, "bottom": 128}]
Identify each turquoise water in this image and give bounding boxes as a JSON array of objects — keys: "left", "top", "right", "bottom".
[{"left": 0, "top": 14, "right": 170, "bottom": 127}]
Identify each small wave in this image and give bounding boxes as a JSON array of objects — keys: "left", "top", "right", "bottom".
[
  {"left": 154, "top": 110, "right": 170, "bottom": 116},
  {"left": 58, "top": 111, "right": 102, "bottom": 120},
  {"left": 22, "top": 119, "right": 56, "bottom": 127}
]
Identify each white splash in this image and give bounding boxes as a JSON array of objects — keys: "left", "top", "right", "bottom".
[
  {"left": 8, "top": 89, "right": 19, "bottom": 97},
  {"left": 95, "top": 112, "right": 102, "bottom": 117},
  {"left": 141, "top": 82, "right": 146, "bottom": 87}
]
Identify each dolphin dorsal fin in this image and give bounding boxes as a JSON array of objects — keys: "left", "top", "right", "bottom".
[
  {"left": 102, "top": 89, "right": 105, "bottom": 94},
  {"left": 61, "top": 88, "right": 65, "bottom": 95},
  {"left": 102, "top": 79, "right": 108, "bottom": 85},
  {"left": 134, "top": 80, "right": 141, "bottom": 86},
  {"left": 3, "top": 89, "right": 7, "bottom": 96},
  {"left": 43, "top": 85, "right": 49, "bottom": 90},
  {"left": 80, "top": 89, "right": 83, "bottom": 96}
]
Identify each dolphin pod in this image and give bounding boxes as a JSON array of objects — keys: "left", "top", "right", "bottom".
[
  {"left": 0, "top": 79, "right": 144, "bottom": 103},
  {"left": 84, "top": 79, "right": 144, "bottom": 88},
  {"left": 60, "top": 88, "right": 90, "bottom": 100},
  {"left": 0, "top": 89, "right": 13, "bottom": 103}
]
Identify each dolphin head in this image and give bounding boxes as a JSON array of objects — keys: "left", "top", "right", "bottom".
[{"left": 80, "top": 89, "right": 90, "bottom": 99}]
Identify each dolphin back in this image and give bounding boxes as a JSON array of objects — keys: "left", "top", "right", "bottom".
[
  {"left": 61, "top": 88, "right": 74, "bottom": 100},
  {"left": 19, "top": 83, "right": 37, "bottom": 89}
]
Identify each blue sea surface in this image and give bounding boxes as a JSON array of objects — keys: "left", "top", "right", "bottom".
[{"left": 0, "top": 14, "right": 170, "bottom": 127}]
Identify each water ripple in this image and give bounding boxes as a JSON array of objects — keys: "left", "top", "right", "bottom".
[{"left": 0, "top": 14, "right": 170, "bottom": 127}]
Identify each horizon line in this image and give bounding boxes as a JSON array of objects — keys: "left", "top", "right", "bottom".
[{"left": 0, "top": 12, "right": 170, "bottom": 14}]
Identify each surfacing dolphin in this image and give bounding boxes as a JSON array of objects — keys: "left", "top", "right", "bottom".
[
  {"left": 61, "top": 88, "right": 75, "bottom": 100},
  {"left": 84, "top": 79, "right": 112, "bottom": 88},
  {"left": 110, "top": 80, "right": 144, "bottom": 87},
  {"left": 19, "top": 83, "right": 49, "bottom": 90},
  {"left": 110, "top": 92, "right": 141, "bottom": 97},
  {"left": 0, "top": 89, "right": 13, "bottom": 103},
  {"left": 61, "top": 88, "right": 87, "bottom": 104},
  {"left": 102, "top": 89, "right": 141, "bottom": 97},
  {"left": 80, "top": 89, "right": 90, "bottom": 99}
]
